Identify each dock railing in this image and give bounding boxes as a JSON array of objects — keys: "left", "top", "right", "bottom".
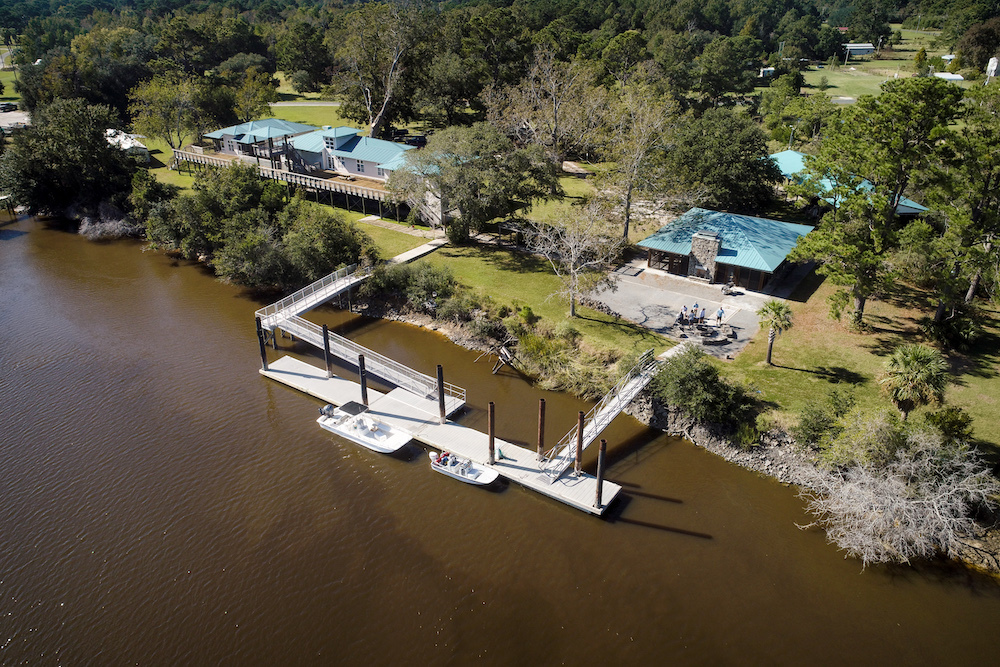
[
  {"left": 541, "top": 349, "right": 658, "bottom": 479},
  {"left": 255, "top": 264, "right": 363, "bottom": 327},
  {"left": 281, "top": 315, "right": 466, "bottom": 404}
]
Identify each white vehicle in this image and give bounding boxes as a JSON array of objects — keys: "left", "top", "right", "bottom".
[
  {"left": 317, "top": 402, "right": 411, "bottom": 453},
  {"left": 428, "top": 451, "right": 499, "bottom": 486}
]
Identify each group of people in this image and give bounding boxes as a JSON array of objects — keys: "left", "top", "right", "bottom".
[{"left": 676, "top": 302, "right": 725, "bottom": 326}]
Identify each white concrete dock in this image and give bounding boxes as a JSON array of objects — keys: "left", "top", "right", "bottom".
[{"left": 261, "top": 355, "right": 621, "bottom": 515}]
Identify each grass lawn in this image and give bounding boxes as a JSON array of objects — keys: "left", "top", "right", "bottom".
[
  {"left": 416, "top": 243, "right": 670, "bottom": 356},
  {"left": 526, "top": 174, "right": 596, "bottom": 223},
  {"left": 358, "top": 222, "right": 426, "bottom": 260},
  {"left": 724, "top": 272, "right": 1000, "bottom": 454},
  {"left": 0, "top": 69, "right": 18, "bottom": 102},
  {"left": 267, "top": 103, "right": 349, "bottom": 129}
]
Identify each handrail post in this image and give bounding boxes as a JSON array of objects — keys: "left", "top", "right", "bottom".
[{"left": 255, "top": 317, "right": 268, "bottom": 371}]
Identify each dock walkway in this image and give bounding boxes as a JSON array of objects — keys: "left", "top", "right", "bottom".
[{"left": 261, "top": 356, "right": 619, "bottom": 514}]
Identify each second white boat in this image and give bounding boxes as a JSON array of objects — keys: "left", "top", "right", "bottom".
[{"left": 428, "top": 451, "right": 500, "bottom": 486}]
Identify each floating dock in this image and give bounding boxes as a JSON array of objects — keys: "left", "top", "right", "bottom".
[{"left": 261, "top": 355, "right": 621, "bottom": 515}]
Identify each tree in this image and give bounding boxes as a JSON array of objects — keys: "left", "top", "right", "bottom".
[
  {"left": 335, "top": 2, "right": 413, "bottom": 138},
  {"left": 796, "top": 429, "right": 997, "bottom": 567},
  {"left": 878, "top": 344, "right": 948, "bottom": 421},
  {"left": 956, "top": 16, "right": 1000, "bottom": 71},
  {"left": 279, "top": 198, "right": 378, "bottom": 283},
  {"left": 662, "top": 107, "right": 780, "bottom": 211},
  {"left": 692, "top": 35, "right": 761, "bottom": 109},
  {"left": 789, "top": 78, "right": 963, "bottom": 327},
  {"left": 128, "top": 73, "right": 198, "bottom": 151},
  {"left": 756, "top": 300, "right": 793, "bottom": 365},
  {"left": 518, "top": 199, "right": 624, "bottom": 317},
  {"left": 484, "top": 46, "right": 605, "bottom": 165},
  {"left": 598, "top": 85, "right": 678, "bottom": 240},
  {"left": 232, "top": 67, "right": 278, "bottom": 122},
  {"left": 0, "top": 98, "right": 136, "bottom": 216},
  {"left": 651, "top": 345, "right": 754, "bottom": 425},
  {"left": 387, "top": 123, "right": 559, "bottom": 242},
  {"left": 601, "top": 30, "right": 648, "bottom": 88},
  {"left": 847, "top": 0, "right": 891, "bottom": 46},
  {"left": 274, "top": 15, "right": 330, "bottom": 93}
]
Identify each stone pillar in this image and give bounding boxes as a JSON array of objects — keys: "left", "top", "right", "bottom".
[{"left": 690, "top": 231, "right": 721, "bottom": 282}]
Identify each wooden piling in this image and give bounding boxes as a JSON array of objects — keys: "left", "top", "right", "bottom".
[
  {"left": 359, "top": 354, "right": 369, "bottom": 406},
  {"left": 437, "top": 365, "right": 446, "bottom": 424},
  {"left": 575, "top": 410, "right": 585, "bottom": 476},
  {"left": 595, "top": 439, "right": 607, "bottom": 509},
  {"left": 322, "top": 324, "right": 332, "bottom": 378},
  {"left": 488, "top": 401, "right": 496, "bottom": 465},
  {"left": 537, "top": 398, "right": 545, "bottom": 460},
  {"left": 255, "top": 317, "right": 268, "bottom": 371}
]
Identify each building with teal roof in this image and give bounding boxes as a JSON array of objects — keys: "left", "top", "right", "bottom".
[
  {"left": 637, "top": 208, "right": 812, "bottom": 291},
  {"left": 204, "top": 118, "right": 319, "bottom": 160},
  {"left": 770, "top": 149, "right": 928, "bottom": 216},
  {"left": 287, "top": 126, "right": 413, "bottom": 182}
]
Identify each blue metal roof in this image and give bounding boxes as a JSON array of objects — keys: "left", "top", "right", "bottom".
[
  {"left": 770, "top": 149, "right": 928, "bottom": 214},
  {"left": 637, "top": 208, "right": 812, "bottom": 273},
  {"left": 204, "top": 118, "right": 318, "bottom": 143},
  {"left": 288, "top": 126, "right": 413, "bottom": 168}
]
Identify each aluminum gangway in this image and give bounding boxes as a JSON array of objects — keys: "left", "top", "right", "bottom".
[
  {"left": 275, "top": 314, "right": 465, "bottom": 404},
  {"left": 540, "top": 349, "right": 659, "bottom": 482},
  {"left": 256, "top": 264, "right": 369, "bottom": 331}
]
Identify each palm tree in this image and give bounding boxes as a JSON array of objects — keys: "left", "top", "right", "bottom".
[
  {"left": 878, "top": 344, "right": 948, "bottom": 420},
  {"left": 757, "top": 300, "right": 794, "bottom": 365}
]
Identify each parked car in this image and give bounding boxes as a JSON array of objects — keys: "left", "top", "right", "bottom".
[
  {"left": 0, "top": 103, "right": 17, "bottom": 112},
  {"left": 404, "top": 135, "right": 427, "bottom": 148}
]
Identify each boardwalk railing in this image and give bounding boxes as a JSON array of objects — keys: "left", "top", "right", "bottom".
[
  {"left": 541, "top": 349, "right": 658, "bottom": 481},
  {"left": 173, "top": 150, "right": 393, "bottom": 202},
  {"left": 280, "top": 315, "right": 465, "bottom": 404},
  {"left": 255, "top": 264, "right": 364, "bottom": 328}
]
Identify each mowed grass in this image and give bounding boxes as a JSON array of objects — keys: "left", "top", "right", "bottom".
[
  {"left": 416, "top": 243, "right": 670, "bottom": 356},
  {"left": 526, "top": 174, "right": 596, "bottom": 223},
  {"left": 359, "top": 222, "right": 426, "bottom": 259},
  {"left": 725, "top": 273, "right": 1000, "bottom": 453},
  {"left": 267, "top": 103, "right": 349, "bottom": 129}
]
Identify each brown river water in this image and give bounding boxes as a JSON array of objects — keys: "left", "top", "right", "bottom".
[{"left": 2, "top": 215, "right": 1000, "bottom": 665}]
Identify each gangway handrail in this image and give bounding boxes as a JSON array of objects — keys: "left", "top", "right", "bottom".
[
  {"left": 281, "top": 315, "right": 466, "bottom": 404},
  {"left": 256, "top": 264, "right": 362, "bottom": 323},
  {"left": 541, "top": 349, "right": 658, "bottom": 476}
]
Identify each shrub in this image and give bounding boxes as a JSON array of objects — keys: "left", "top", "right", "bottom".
[
  {"left": 651, "top": 346, "right": 756, "bottom": 425},
  {"left": 924, "top": 406, "right": 974, "bottom": 444},
  {"left": 734, "top": 421, "right": 759, "bottom": 449}
]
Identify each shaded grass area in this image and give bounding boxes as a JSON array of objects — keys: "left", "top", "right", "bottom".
[
  {"left": 526, "top": 174, "right": 595, "bottom": 223},
  {"left": 725, "top": 272, "right": 1000, "bottom": 453},
  {"left": 416, "top": 243, "right": 670, "bottom": 356}
]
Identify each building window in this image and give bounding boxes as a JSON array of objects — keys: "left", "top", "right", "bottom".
[
  {"left": 377, "top": 168, "right": 386, "bottom": 178},
  {"left": 356, "top": 160, "right": 365, "bottom": 173},
  {"left": 324, "top": 138, "right": 335, "bottom": 150}
]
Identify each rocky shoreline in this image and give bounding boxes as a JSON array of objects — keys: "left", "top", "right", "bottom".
[{"left": 353, "top": 302, "right": 1000, "bottom": 576}]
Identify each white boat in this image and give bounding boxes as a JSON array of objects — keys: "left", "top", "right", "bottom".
[
  {"left": 317, "top": 402, "right": 411, "bottom": 453},
  {"left": 428, "top": 451, "right": 500, "bottom": 486}
]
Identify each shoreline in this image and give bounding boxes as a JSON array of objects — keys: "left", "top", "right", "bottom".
[{"left": 350, "top": 300, "right": 1000, "bottom": 577}]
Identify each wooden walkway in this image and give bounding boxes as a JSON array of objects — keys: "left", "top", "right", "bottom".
[{"left": 261, "top": 356, "right": 620, "bottom": 515}]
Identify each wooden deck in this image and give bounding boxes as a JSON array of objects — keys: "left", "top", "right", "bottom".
[{"left": 261, "top": 356, "right": 620, "bottom": 515}]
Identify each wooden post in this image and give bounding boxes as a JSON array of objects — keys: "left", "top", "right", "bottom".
[
  {"left": 359, "top": 354, "right": 369, "bottom": 406},
  {"left": 437, "top": 365, "right": 446, "bottom": 424},
  {"left": 255, "top": 317, "right": 268, "bottom": 371},
  {"left": 537, "top": 398, "right": 546, "bottom": 460},
  {"left": 322, "top": 324, "right": 332, "bottom": 378},
  {"left": 595, "top": 439, "right": 607, "bottom": 509},
  {"left": 575, "top": 410, "right": 585, "bottom": 476},
  {"left": 488, "top": 401, "right": 496, "bottom": 465}
]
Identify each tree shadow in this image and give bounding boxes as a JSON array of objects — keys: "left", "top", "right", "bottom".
[
  {"left": 785, "top": 269, "right": 825, "bottom": 303},
  {"left": 774, "top": 363, "right": 868, "bottom": 386}
]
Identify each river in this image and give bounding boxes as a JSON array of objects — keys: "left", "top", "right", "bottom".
[{"left": 2, "top": 215, "right": 999, "bottom": 665}]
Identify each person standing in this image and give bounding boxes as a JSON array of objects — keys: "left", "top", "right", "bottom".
[
  {"left": 716, "top": 307, "right": 725, "bottom": 325},
  {"left": 681, "top": 305, "right": 688, "bottom": 324},
  {"left": 699, "top": 307, "right": 706, "bottom": 324}
]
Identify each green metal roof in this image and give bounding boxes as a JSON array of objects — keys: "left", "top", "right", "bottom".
[
  {"left": 637, "top": 208, "right": 813, "bottom": 273},
  {"left": 289, "top": 126, "right": 413, "bottom": 168},
  {"left": 204, "top": 118, "right": 318, "bottom": 143},
  {"left": 770, "top": 149, "right": 928, "bottom": 214}
]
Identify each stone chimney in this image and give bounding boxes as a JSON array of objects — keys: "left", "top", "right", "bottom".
[{"left": 689, "top": 230, "right": 720, "bottom": 281}]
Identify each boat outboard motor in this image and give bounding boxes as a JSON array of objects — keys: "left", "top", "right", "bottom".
[{"left": 320, "top": 404, "right": 337, "bottom": 418}]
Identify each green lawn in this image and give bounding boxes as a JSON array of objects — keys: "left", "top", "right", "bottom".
[
  {"left": 416, "top": 243, "right": 670, "bottom": 356},
  {"left": 0, "top": 69, "right": 18, "bottom": 102},
  {"left": 724, "top": 273, "right": 1000, "bottom": 454},
  {"left": 358, "top": 222, "right": 426, "bottom": 260},
  {"left": 267, "top": 103, "right": 349, "bottom": 129},
  {"left": 526, "top": 174, "right": 596, "bottom": 223}
]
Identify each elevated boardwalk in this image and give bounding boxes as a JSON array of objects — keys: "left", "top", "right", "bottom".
[
  {"left": 261, "top": 356, "right": 620, "bottom": 514},
  {"left": 257, "top": 264, "right": 367, "bottom": 330}
]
